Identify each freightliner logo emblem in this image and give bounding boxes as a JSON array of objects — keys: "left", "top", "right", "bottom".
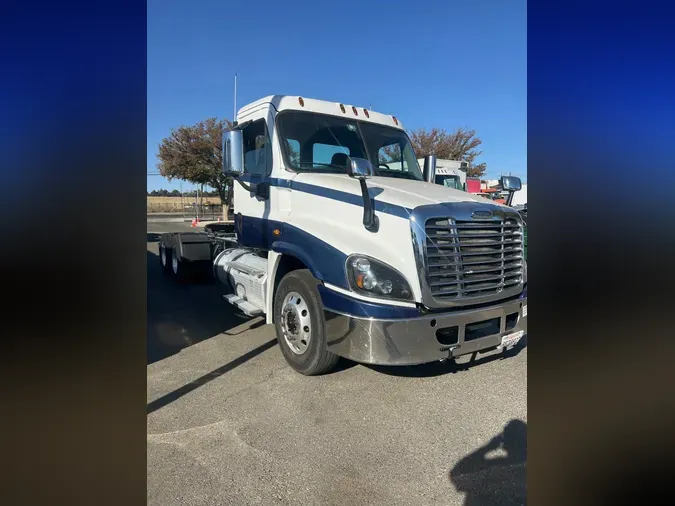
[{"left": 471, "top": 210, "right": 494, "bottom": 219}]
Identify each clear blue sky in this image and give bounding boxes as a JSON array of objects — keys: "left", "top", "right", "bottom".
[{"left": 147, "top": 0, "right": 526, "bottom": 192}]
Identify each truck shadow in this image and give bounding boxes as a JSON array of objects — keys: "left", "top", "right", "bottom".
[
  {"left": 449, "top": 419, "right": 527, "bottom": 505},
  {"left": 364, "top": 336, "right": 527, "bottom": 378},
  {"left": 147, "top": 248, "right": 264, "bottom": 364},
  {"left": 147, "top": 336, "right": 278, "bottom": 414}
]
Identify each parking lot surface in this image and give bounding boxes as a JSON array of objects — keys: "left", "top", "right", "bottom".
[{"left": 147, "top": 221, "right": 527, "bottom": 506}]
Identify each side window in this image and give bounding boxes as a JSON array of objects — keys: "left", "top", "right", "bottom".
[
  {"left": 242, "top": 119, "right": 272, "bottom": 176},
  {"left": 313, "top": 143, "right": 350, "bottom": 167},
  {"left": 377, "top": 142, "right": 407, "bottom": 171}
]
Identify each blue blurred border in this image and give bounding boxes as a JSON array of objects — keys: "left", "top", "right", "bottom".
[
  {"left": 1, "top": 3, "right": 148, "bottom": 504},
  {"left": 2, "top": 1, "right": 674, "bottom": 504},
  {"left": 1, "top": 1, "right": 146, "bottom": 190},
  {"left": 529, "top": 1, "right": 675, "bottom": 203},
  {"left": 528, "top": 4, "right": 675, "bottom": 504}
]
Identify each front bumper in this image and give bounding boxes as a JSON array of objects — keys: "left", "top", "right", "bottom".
[{"left": 324, "top": 297, "right": 527, "bottom": 366}]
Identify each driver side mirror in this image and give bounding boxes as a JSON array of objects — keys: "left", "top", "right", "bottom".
[
  {"left": 346, "top": 157, "right": 374, "bottom": 180},
  {"left": 222, "top": 129, "right": 244, "bottom": 177},
  {"left": 500, "top": 175, "right": 522, "bottom": 192}
]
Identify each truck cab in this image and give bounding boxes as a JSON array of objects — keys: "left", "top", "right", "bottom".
[
  {"left": 434, "top": 169, "right": 464, "bottom": 190},
  {"left": 421, "top": 160, "right": 467, "bottom": 190},
  {"left": 217, "top": 95, "right": 527, "bottom": 375}
]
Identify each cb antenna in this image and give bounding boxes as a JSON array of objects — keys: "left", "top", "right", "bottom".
[{"left": 233, "top": 73, "right": 238, "bottom": 120}]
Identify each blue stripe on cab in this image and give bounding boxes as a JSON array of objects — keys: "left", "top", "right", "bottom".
[
  {"left": 233, "top": 176, "right": 414, "bottom": 290},
  {"left": 236, "top": 215, "right": 349, "bottom": 288},
  {"left": 237, "top": 215, "right": 282, "bottom": 250},
  {"left": 291, "top": 180, "right": 363, "bottom": 207},
  {"left": 234, "top": 215, "right": 420, "bottom": 316},
  {"left": 268, "top": 177, "right": 412, "bottom": 219},
  {"left": 269, "top": 177, "right": 292, "bottom": 188},
  {"left": 273, "top": 223, "right": 349, "bottom": 288},
  {"left": 318, "top": 285, "right": 422, "bottom": 319}
]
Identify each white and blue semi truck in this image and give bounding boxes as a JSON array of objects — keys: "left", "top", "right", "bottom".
[{"left": 159, "top": 95, "right": 527, "bottom": 375}]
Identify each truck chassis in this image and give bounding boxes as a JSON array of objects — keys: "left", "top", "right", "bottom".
[{"left": 158, "top": 222, "right": 526, "bottom": 375}]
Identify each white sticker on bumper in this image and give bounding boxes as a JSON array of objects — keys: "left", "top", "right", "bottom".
[{"left": 501, "top": 330, "right": 524, "bottom": 348}]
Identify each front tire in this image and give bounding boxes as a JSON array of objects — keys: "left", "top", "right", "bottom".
[{"left": 274, "top": 269, "right": 339, "bottom": 375}]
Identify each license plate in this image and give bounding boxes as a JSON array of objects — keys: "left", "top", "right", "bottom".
[
  {"left": 522, "top": 304, "right": 527, "bottom": 317},
  {"left": 500, "top": 330, "right": 524, "bottom": 348}
]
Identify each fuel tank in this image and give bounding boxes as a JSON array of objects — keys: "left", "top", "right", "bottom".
[{"left": 213, "top": 248, "right": 268, "bottom": 311}]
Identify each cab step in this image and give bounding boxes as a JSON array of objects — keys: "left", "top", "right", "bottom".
[{"left": 222, "top": 294, "right": 264, "bottom": 317}]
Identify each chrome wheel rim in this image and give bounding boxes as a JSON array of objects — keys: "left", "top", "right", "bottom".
[{"left": 280, "top": 291, "right": 311, "bottom": 355}]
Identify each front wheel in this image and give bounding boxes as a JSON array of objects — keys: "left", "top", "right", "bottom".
[{"left": 273, "top": 269, "right": 339, "bottom": 375}]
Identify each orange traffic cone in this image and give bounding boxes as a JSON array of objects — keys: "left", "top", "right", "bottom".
[{"left": 191, "top": 218, "right": 197, "bottom": 227}]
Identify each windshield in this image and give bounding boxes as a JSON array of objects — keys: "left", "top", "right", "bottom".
[{"left": 277, "top": 111, "right": 423, "bottom": 181}]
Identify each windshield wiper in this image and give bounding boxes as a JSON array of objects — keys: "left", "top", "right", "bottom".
[
  {"left": 296, "top": 162, "right": 346, "bottom": 171},
  {"left": 376, "top": 170, "right": 421, "bottom": 181}
]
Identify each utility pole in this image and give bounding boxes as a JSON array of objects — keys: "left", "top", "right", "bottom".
[
  {"left": 195, "top": 186, "right": 199, "bottom": 220},
  {"left": 180, "top": 182, "right": 184, "bottom": 221},
  {"left": 234, "top": 73, "right": 238, "bottom": 119}
]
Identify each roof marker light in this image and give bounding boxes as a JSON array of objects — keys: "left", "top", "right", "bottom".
[
  {"left": 392, "top": 116, "right": 399, "bottom": 125},
  {"left": 298, "top": 97, "right": 305, "bottom": 107},
  {"left": 339, "top": 103, "right": 346, "bottom": 113},
  {"left": 364, "top": 109, "right": 369, "bottom": 118},
  {"left": 352, "top": 106, "right": 358, "bottom": 116}
]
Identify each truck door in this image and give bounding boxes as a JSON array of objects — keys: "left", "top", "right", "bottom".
[{"left": 233, "top": 113, "right": 274, "bottom": 249}]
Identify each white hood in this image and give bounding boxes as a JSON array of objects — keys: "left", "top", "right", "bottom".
[{"left": 292, "top": 173, "right": 508, "bottom": 210}]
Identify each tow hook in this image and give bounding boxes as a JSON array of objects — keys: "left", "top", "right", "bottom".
[{"left": 439, "top": 344, "right": 460, "bottom": 361}]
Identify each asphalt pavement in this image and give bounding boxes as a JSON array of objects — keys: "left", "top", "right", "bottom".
[{"left": 147, "top": 221, "right": 527, "bottom": 506}]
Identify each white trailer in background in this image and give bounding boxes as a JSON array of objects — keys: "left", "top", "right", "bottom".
[
  {"left": 381, "top": 158, "right": 466, "bottom": 190},
  {"left": 417, "top": 159, "right": 467, "bottom": 190},
  {"left": 510, "top": 183, "right": 527, "bottom": 206}
]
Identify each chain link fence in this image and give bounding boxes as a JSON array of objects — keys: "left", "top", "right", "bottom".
[{"left": 147, "top": 202, "right": 225, "bottom": 220}]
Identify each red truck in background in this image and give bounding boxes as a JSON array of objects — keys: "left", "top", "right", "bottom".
[
  {"left": 465, "top": 177, "right": 481, "bottom": 194},
  {"left": 465, "top": 177, "right": 507, "bottom": 204}
]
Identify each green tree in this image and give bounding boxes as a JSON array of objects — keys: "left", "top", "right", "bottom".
[
  {"left": 409, "top": 127, "right": 487, "bottom": 178},
  {"left": 286, "top": 140, "right": 300, "bottom": 166},
  {"left": 156, "top": 117, "right": 234, "bottom": 218}
]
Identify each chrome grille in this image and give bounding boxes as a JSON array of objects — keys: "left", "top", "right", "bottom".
[{"left": 424, "top": 216, "right": 524, "bottom": 301}]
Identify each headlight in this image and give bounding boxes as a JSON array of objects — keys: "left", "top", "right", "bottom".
[{"left": 346, "top": 254, "right": 413, "bottom": 301}]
